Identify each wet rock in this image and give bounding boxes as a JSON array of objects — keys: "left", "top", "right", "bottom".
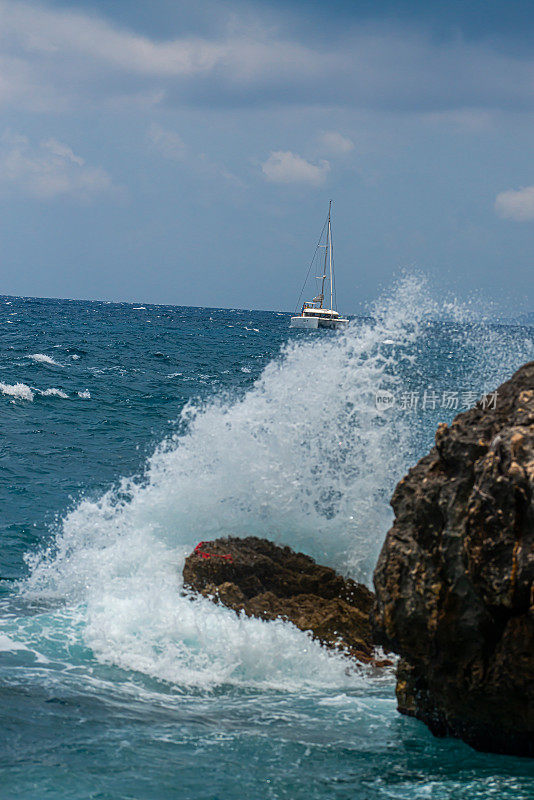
[
  {"left": 373, "top": 362, "right": 534, "bottom": 757},
  {"left": 183, "top": 536, "right": 386, "bottom": 664}
]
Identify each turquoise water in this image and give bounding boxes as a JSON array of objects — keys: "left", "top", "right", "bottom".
[{"left": 1, "top": 280, "right": 533, "bottom": 799}]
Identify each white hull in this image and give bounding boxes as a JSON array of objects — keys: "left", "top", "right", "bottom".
[
  {"left": 290, "top": 316, "right": 348, "bottom": 330},
  {"left": 290, "top": 316, "right": 319, "bottom": 329},
  {"left": 323, "top": 318, "right": 348, "bottom": 330}
]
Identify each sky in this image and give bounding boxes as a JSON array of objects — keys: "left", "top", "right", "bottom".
[{"left": 0, "top": 0, "right": 533, "bottom": 314}]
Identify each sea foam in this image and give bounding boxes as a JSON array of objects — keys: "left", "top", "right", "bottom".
[
  {"left": 23, "top": 276, "right": 530, "bottom": 691},
  {"left": 0, "top": 382, "right": 34, "bottom": 401},
  {"left": 22, "top": 276, "right": 433, "bottom": 689},
  {"left": 40, "top": 388, "right": 69, "bottom": 399},
  {"left": 30, "top": 353, "right": 60, "bottom": 366}
]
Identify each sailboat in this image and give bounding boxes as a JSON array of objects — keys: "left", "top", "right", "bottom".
[{"left": 290, "top": 201, "right": 348, "bottom": 330}]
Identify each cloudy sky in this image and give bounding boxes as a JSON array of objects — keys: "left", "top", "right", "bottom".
[{"left": 0, "top": 0, "right": 533, "bottom": 313}]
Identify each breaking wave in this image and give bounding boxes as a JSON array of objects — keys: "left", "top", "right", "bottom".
[
  {"left": 40, "top": 388, "right": 69, "bottom": 399},
  {"left": 20, "top": 275, "right": 532, "bottom": 690},
  {"left": 29, "top": 353, "right": 61, "bottom": 366},
  {"left": 0, "top": 382, "right": 34, "bottom": 401}
]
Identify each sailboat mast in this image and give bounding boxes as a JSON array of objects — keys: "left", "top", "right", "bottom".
[
  {"left": 320, "top": 202, "right": 331, "bottom": 309},
  {"left": 328, "top": 200, "right": 333, "bottom": 311}
]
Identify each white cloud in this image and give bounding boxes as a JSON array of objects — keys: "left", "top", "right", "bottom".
[
  {"left": 262, "top": 151, "right": 329, "bottom": 186},
  {"left": 44, "top": 138, "right": 84, "bottom": 166},
  {"left": 318, "top": 131, "right": 354, "bottom": 156},
  {"left": 495, "top": 186, "right": 534, "bottom": 222},
  {"left": 148, "top": 123, "right": 186, "bottom": 161},
  {"left": 0, "top": 1, "right": 224, "bottom": 77},
  {"left": 0, "top": 132, "right": 115, "bottom": 200},
  {"left": 146, "top": 122, "right": 242, "bottom": 186}
]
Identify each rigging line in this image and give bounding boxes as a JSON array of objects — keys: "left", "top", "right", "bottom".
[{"left": 293, "top": 215, "right": 329, "bottom": 315}]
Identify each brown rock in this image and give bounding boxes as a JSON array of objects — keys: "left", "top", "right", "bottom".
[
  {"left": 183, "top": 536, "right": 386, "bottom": 664},
  {"left": 373, "top": 362, "right": 534, "bottom": 757}
]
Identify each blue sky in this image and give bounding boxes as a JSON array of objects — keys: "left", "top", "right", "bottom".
[{"left": 0, "top": 0, "right": 533, "bottom": 313}]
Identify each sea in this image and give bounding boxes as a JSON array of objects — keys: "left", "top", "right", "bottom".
[{"left": 1, "top": 276, "right": 533, "bottom": 799}]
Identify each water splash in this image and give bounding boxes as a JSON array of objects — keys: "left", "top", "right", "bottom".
[
  {"left": 0, "top": 381, "right": 34, "bottom": 401},
  {"left": 20, "top": 275, "right": 532, "bottom": 689},
  {"left": 29, "top": 353, "right": 61, "bottom": 366}
]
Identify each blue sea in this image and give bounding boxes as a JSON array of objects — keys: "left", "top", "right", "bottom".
[{"left": 1, "top": 277, "right": 533, "bottom": 799}]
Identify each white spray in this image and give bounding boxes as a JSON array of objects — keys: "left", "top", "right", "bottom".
[{"left": 20, "top": 276, "right": 516, "bottom": 690}]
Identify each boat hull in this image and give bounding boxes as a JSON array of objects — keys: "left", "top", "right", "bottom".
[
  {"left": 290, "top": 316, "right": 348, "bottom": 330},
  {"left": 290, "top": 316, "right": 319, "bottom": 329},
  {"left": 318, "top": 318, "right": 348, "bottom": 330}
]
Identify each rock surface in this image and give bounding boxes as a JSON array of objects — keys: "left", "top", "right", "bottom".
[
  {"left": 373, "top": 362, "right": 534, "bottom": 756},
  {"left": 183, "top": 536, "right": 383, "bottom": 664}
]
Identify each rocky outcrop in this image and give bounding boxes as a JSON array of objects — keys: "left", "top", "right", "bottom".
[
  {"left": 183, "top": 536, "right": 386, "bottom": 664},
  {"left": 373, "top": 362, "right": 534, "bottom": 756}
]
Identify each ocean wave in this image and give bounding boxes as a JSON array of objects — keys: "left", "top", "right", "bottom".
[
  {"left": 40, "top": 388, "right": 69, "bottom": 399},
  {"left": 30, "top": 353, "right": 60, "bottom": 366},
  {"left": 23, "top": 275, "right": 531, "bottom": 691},
  {"left": 0, "top": 382, "right": 34, "bottom": 401},
  {"left": 0, "top": 384, "right": 90, "bottom": 401},
  {"left": 0, "top": 633, "right": 30, "bottom": 652},
  {"left": 23, "top": 276, "right": 433, "bottom": 689}
]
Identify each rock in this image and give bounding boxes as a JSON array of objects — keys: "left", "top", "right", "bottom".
[
  {"left": 373, "top": 362, "right": 534, "bottom": 757},
  {"left": 183, "top": 536, "right": 386, "bottom": 665}
]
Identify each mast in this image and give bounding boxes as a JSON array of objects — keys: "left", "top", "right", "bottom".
[
  {"left": 320, "top": 200, "right": 331, "bottom": 309},
  {"left": 328, "top": 200, "right": 333, "bottom": 311}
]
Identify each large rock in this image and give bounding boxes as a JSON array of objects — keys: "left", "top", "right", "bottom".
[
  {"left": 183, "top": 536, "right": 385, "bottom": 664},
  {"left": 373, "top": 362, "right": 534, "bottom": 756}
]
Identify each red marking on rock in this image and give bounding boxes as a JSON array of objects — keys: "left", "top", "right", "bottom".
[{"left": 194, "top": 542, "right": 233, "bottom": 562}]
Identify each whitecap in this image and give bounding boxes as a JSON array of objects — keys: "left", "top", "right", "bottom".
[
  {"left": 30, "top": 353, "right": 60, "bottom": 366},
  {"left": 77, "top": 390, "right": 91, "bottom": 399},
  {"left": 0, "top": 382, "right": 34, "bottom": 401},
  {"left": 40, "top": 388, "right": 69, "bottom": 399}
]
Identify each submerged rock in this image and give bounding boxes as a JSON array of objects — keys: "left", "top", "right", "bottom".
[
  {"left": 373, "top": 362, "right": 534, "bottom": 757},
  {"left": 183, "top": 536, "right": 385, "bottom": 664}
]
